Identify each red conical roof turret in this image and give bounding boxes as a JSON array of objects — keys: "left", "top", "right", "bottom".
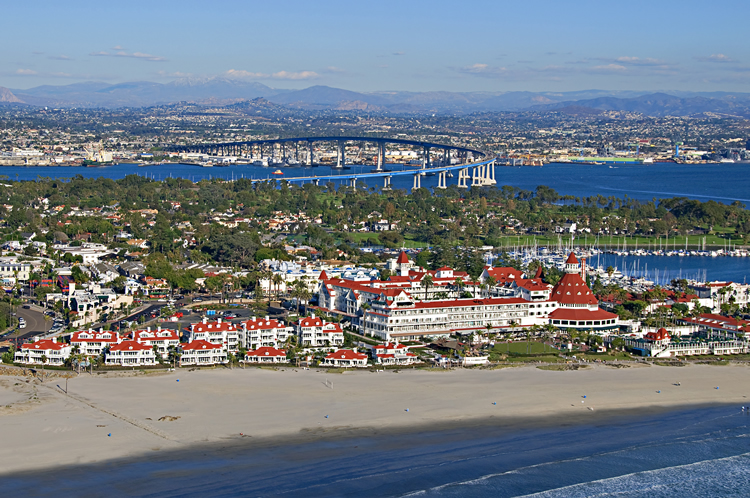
[
  {"left": 318, "top": 270, "right": 328, "bottom": 280},
  {"left": 565, "top": 252, "right": 579, "bottom": 264},
  {"left": 397, "top": 251, "right": 410, "bottom": 264}
]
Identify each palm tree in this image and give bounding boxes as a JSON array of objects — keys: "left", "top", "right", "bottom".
[
  {"left": 507, "top": 320, "right": 518, "bottom": 353},
  {"left": 422, "top": 274, "right": 433, "bottom": 301},
  {"left": 272, "top": 274, "right": 284, "bottom": 300},
  {"left": 485, "top": 276, "right": 497, "bottom": 297},
  {"left": 454, "top": 277, "right": 464, "bottom": 298}
]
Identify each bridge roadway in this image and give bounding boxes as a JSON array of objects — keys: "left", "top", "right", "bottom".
[
  {"left": 167, "top": 136, "right": 486, "bottom": 157},
  {"left": 252, "top": 157, "right": 497, "bottom": 189}
]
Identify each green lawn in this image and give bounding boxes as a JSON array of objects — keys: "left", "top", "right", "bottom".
[
  {"left": 493, "top": 341, "right": 558, "bottom": 354},
  {"left": 579, "top": 352, "right": 633, "bottom": 361}
]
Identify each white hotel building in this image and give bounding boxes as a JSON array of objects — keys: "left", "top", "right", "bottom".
[{"left": 360, "top": 252, "right": 618, "bottom": 342}]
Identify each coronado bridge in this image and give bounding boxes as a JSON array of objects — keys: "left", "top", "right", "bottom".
[{"left": 166, "top": 136, "right": 496, "bottom": 189}]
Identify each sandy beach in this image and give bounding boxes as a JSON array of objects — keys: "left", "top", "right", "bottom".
[{"left": 1, "top": 363, "right": 749, "bottom": 475}]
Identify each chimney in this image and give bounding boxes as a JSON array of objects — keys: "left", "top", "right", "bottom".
[
  {"left": 217, "top": 318, "right": 222, "bottom": 324},
  {"left": 581, "top": 258, "right": 586, "bottom": 278},
  {"left": 99, "top": 327, "right": 103, "bottom": 333},
  {"left": 147, "top": 326, "right": 151, "bottom": 332}
]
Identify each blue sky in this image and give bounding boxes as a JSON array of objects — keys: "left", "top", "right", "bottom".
[{"left": 2, "top": 0, "right": 748, "bottom": 92}]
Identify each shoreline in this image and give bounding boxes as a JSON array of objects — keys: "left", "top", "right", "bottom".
[{"left": 1, "top": 363, "right": 749, "bottom": 476}]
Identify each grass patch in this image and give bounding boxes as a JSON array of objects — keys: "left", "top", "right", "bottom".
[
  {"left": 537, "top": 364, "right": 591, "bottom": 371},
  {"left": 506, "top": 355, "right": 565, "bottom": 363},
  {"left": 579, "top": 352, "right": 633, "bottom": 361},
  {"left": 493, "top": 341, "right": 558, "bottom": 355}
]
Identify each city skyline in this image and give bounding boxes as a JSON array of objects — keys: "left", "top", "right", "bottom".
[{"left": 2, "top": 0, "right": 749, "bottom": 93}]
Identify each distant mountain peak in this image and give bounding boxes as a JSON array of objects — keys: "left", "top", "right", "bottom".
[{"left": 0, "top": 87, "right": 23, "bottom": 104}]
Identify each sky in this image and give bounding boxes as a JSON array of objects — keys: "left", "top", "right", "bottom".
[{"left": 2, "top": 0, "right": 749, "bottom": 93}]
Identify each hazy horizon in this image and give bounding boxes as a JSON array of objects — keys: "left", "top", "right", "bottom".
[{"left": 2, "top": 0, "right": 748, "bottom": 93}]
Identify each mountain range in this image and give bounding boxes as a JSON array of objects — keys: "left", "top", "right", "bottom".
[{"left": 2, "top": 78, "right": 750, "bottom": 117}]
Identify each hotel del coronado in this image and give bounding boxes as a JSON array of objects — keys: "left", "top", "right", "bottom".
[{"left": 318, "top": 251, "right": 618, "bottom": 342}]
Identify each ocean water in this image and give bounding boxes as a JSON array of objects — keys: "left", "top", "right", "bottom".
[
  {"left": 590, "top": 253, "right": 750, "bottom": 284},
  {"left": 5, "top": 405, "right": 750, "bottom": 497},
  {"left": 4, "top": 161, "right": 750, "bottom": 203}
]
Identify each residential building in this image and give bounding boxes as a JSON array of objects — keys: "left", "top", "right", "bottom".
[
  {"left": 370, "top": 343, "right": 418, "bottom": 365},
  {"left": 179, "top": 340, "right": 227, "bottom": 366},
  {"left": 15, "top": 338, "right": 72, "bottom": 365},
  {"left": 70, "top": 329, "right": 121, "bottom": 356},
  {"left": 243, "top": 346, "right": 288, "bottom": 363},
  {"left": 188, "top": 318, "right": 240, "bottom": 351},
  {"left": 106, "top": 340, "right": 156, "bottom": 366},
  {"left": 321, "top": 349, "right": 368, "bottom": 368},
  {"left": 132, "top": 327, "right": 181, "bottom": 355},
  {"left": 297, "top": 316, "right": 344, "bottom": 347},
  {"left": 240, "top": 317, "right": 292, "bottom": 350}
]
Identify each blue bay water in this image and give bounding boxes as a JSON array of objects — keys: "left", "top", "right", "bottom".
[
  {"left": 4, "top": 162, "right": 750, "bottom": 203},
  {"left": 4, "top": 405, "right": 749, "bottom": 497}
]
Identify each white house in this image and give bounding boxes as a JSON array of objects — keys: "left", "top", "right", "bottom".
[
  {"left": 370, "top": 343, "right": 419, "bottom": 365},
  {"left": 240, "top": 317, "right": 292, "bottom": 350},
  {"left": 70, "top": 329, "right": 121, "bottom": 356},
  {"left": 179, "top": 340, "right": 227, "bottom": 366},
  {"left": 132, "top": 327, "right": 181, "bottom": 355},
  {"left": 188, "top": 318, "right": 240, "bottom": 352},
  {"left": 15, "top": 338, "right": 72, "bottom": 365},
  {"left": 105, "top": 340, "right": 156, "bottom": 366},
  {"left": 297, "top": 316, "right": 344, "bottom": 347},
  {"left": 243, "top": 346, "right": 287, "bottom": 363},
  {"left": 321, "top": 349, "right": 368, "bottom": 368}
]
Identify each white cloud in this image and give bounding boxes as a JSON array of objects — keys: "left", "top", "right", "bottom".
[
  {"left": 15, "top": 69, "right": 38, "bottom": 75},
  {"left": 591, "top": 64, "right": 628, "bottom": 72},
  {"left": 90, "top": 50, "right": 167, "bottom": 62},
  {"left": 695, "top": 53, "right": 736, "bottom": 63},
  {"left": 48, "top": 55, "right": 72, "bottom": 61},
  {"left": 271, "top": 70, "right": 319, "bottom": 80},
  {"left": 224, "top": 69, "right": 320, "bottom": 80}
]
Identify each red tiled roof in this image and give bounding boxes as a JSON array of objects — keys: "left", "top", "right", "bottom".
[
  {"left": 110, "top": 340, "right": 153, "bottom": 352},
  {"left": 191, "top": 321, "right": 238, "bottom": 333},
  {"left": 484, "top": 266, "right": 523, "bottom": 281},
  {"left": 318, "top": 270, "right": 328, "bottom": 280},
  {"left": 645, "top": 328, "right": 670, "bottom": 341},
  {"left": 21, "top": 339, "right": 68, "bottom": 351},
  {"left": 71, "top": 331, "right": 120, "bottom": 343},
  {"left": 396, "top": 251, "right": 410, "bottom": 264},
  {"left": 325, "top": 349, "right": 367, "bottom": 360},
  {"left": 245, "top": 346, "right": 286, "bottom": 357},
  {"left": 565, "top": 252, "right": 579, "bottom": 264},
  {"left": 181, "top": 340, "right": 223, "bottom": 351},
  {"left": 243, "top": 318, "right": 284, "bottom": 330},
  {"left": 551, "top": 273, "right": 598, "bottom": 305}
]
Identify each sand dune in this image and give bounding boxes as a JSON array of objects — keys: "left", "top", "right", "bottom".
[{"left": 1, "top": 363, "right": 748, "bottom": 474}]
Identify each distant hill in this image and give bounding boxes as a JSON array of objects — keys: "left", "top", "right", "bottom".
[
  {"left": 0, "top": 86, "right": 24, "bottom": 104},
  {"left": 5, "top": 80, "right": 750, "bottom": 117},
  {"left": 529, "top": 92, "right": 750, "bottom": 118}
]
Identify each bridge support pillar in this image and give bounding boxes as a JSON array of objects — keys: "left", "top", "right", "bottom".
[
  {"left": 383, "top": 175, "right": 392, "bottom": 190},
  {"left": 444, "top": 149, "right": 449, "bottom": 166},
  {"left": 412, "top": 173, "right": 422, "bottom": 191},
  {"left": 349, "top": 178, "right": 357, "bottom": 188},
  {"left": 375, "top": 142, "right": 385, "bottom": 171},
  {"left": 422, "top": 146, "right": 430, "bottom": 169},
  {"left": 436, "top": 171, "right": 447, "bottom": 189},
  {"left": 314, "top": 178, "right": 320, "bottom": 186},
  {"left": 336, "top": 141, "right": 345, "bottom": 168},
  {"left": 457, "top": 168, "right": 469, "bottom": 188},
  {"left": 308, "top": 141, "right": 314, "bottom": 166}
]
